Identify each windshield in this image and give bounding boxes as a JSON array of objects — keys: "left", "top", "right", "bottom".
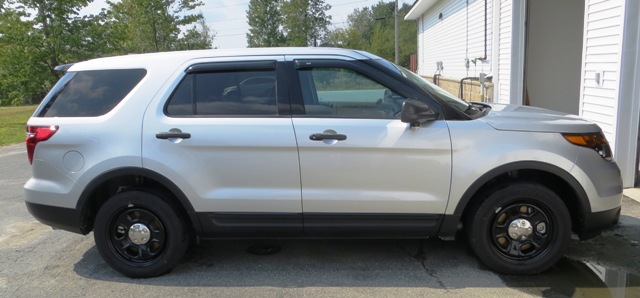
[{"left": 374, "top": 59, "right": 471, "bottom": 112}]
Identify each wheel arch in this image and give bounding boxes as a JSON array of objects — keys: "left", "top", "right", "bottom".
[
  {"left": 75, "top": 167, "right": 200, "bottom": 235},
  {"left": 439, "top": 161, "right": 591, "bottom": 239}
]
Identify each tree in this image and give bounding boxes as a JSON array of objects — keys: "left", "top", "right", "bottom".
[
  {"left": 246, "top": 0, "right": 284, "bottom": 47},
  {"left": 0, "top": 0, "right": 99, "bottom": 105},
  {"left": 325, "top": 6, "right": 375, "bottom": 50},
  {"left": 324, "top": 2, "right": 417, "bottom": 67},
  {"left": 179, "top": 18, "right": 216, "bottom": 50},
  {"left": 281, "top": 0, "right": 331, "bottom": 47},
  {"left": 106, "top": 0, "right": 212, "bottom": 54},
  {"left": 0, "top": 8, "right": 47, "bottom": 105}
]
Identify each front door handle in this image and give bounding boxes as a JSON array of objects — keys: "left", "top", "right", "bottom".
[
  {"left": 309, "top": 133, "right": 347, "bottom": 141},
  {"left": 156, "top": 128, "right": 191, "bottom": 140}
]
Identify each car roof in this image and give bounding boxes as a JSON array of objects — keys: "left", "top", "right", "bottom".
[{"left": 68, "top": 47, "right": 378, "bottom": 71}]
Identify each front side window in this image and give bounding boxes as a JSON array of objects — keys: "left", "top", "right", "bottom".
[
  {"left": 373, "top": 58, "right": 470, "bottom": 112},
  {"left": 166, "top": 70, "right": 278, "bottom": 116},
  {"left": 38, "top": 69, "right": 147, "bottom": 117},
  {"left": 298, "top": 67, "right": 407, "bottom": 118}
]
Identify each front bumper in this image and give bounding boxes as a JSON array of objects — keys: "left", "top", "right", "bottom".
[{"left": 576, "top": 206, "right": 621, "bottom": 240}]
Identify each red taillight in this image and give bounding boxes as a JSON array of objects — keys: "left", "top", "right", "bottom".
[{"left": 26, "top": 125, "right": 58, "bottom": 164}]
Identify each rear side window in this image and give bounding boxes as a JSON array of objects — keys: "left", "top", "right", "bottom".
[
  {"left": 165, "top": 70, "right": 278, "bottom": 116},
  {"left": 38, "top": 69, "right": 147, "bottom": 117}
]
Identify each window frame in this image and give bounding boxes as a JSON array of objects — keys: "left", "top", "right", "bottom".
[
  {"left": 289, "top": 59, "right": 443, "bottom": 119},
  {"left": 163, "top": 60, "right": 291, "bottom": 118}
]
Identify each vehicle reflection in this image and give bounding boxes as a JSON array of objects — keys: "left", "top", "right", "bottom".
[{"left": 501, "top": 258, "right": 640, "bottom": 297}]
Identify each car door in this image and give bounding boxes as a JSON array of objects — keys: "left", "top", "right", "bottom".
[
  {"left": 142, "top": 56, "right": 302, "bottom": 237},
  {"left": 287, "top": 57, "right": 452, "bottom": 237}
]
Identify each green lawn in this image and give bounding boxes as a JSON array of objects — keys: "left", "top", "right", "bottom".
[{"left": 0, "top": 105, "right": 37, "bottom": 146}]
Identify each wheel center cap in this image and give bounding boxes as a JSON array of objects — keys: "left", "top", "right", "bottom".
[
  {"left": 128, "top": 223, "right": 151, "bottom": 245},
  {"left": 508, "top": 219, "right": 533, "bottom": 240}
]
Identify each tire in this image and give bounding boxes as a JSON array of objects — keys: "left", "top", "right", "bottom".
[
  {"left": 467, "top": 183, "right": 571, "bottom": 274},
  {"left": 94, "top": 191, "right": 190, "bottom": 278}
]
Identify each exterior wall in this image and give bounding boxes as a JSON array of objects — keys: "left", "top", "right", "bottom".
[
  {"left": 613, "top": 0, "right": 640, "bottom": 187},
  {"left": 415, "top": 0, "right": 493, "bottom": 81},
  {"left": 616, "top": 0, "right": 640, "bottom": 187},
  {"left": 426, "top": 76, "right": 494, "bottom": 102},
  {"left": 579, "top": 0, "right": 640, "bottom": 187},
  {"left": 525, "top": 0, "right": 584, "bottom": 115},
  {"left": 579, "top": 0, "right": 624, "bottom": 152}
]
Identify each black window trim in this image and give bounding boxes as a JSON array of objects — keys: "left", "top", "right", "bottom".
[{"left": 186, "top": 60, "right": 277, "bottom": 73}]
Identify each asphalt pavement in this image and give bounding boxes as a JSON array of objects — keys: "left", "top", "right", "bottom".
[{"left": 1, "top": 143, "right": 639, "bottom": 297}]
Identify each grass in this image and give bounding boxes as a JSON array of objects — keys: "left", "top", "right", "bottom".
[{"left": 0, "top": 105, "right": 37, "bottom": 146}]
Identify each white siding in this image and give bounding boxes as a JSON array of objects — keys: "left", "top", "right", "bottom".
[
  {"left": 579, "top": 0, "right": 624, "bottom": 150},
  {"left": 416, "top": 0, "right": 492, "bottom": 79},
  {"left": 496, "top": 0, "right": 511, "bottom": 104}
]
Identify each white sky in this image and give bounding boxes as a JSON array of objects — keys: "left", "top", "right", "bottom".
[{"left": 79, "top": 0, "right": 414, "bottom": 49}]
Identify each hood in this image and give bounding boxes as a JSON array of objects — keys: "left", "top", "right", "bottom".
[{"left": 480, "top": 104, "right": 601, "bottom": 133}]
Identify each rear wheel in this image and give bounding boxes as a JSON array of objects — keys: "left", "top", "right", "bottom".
[
  {"left": 94, "top": 191, "right": 190, "bottom": 278},
  {"left": 467, "top": 183, "right": 571, "bottom": 274}
]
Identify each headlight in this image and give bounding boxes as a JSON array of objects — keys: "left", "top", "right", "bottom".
[{"left": 562, "top": 132, "right": 613, "bottom": 161}]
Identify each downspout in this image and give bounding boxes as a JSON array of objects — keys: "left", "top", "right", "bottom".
[
  {"left": 470, "top": 0, "right": 488, "bottom": 101},
  {"left": 477, "top": 0, "right": 488, "bottom": 61},
  {"left": 491, "top": 0, "right": 501, "bottom": 102}
]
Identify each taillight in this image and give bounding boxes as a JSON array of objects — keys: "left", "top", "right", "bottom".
[
  {"left": 26, "top": 125, "right": 58, "bottom": 164},
  {"left": 562, "top": 132, "right": 613, "bottom": 161}
]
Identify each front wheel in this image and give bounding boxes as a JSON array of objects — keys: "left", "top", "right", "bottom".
[
  {"left": 467, "top": 183, "right": 571, "bottom": 274},
  {"left": 94, "top": 191, "right": 190, "bottom": 278}
]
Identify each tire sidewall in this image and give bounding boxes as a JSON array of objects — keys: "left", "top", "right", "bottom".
[
  {"left": 468, "top": 183, "right": 571, "bottom": 274},
  {"left": 94, "top": 191, "right": 189, "bottom": 278}
]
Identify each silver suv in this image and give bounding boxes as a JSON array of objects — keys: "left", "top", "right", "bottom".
[{"left": 24, "top": 48, "right": 622, "bottom": 278}]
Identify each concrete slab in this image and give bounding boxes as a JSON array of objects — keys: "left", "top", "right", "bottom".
[{"left": 623, "top": 188, "right": 640, "bottom": 203}]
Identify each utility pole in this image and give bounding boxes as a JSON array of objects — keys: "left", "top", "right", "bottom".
[{"left": 394, "top": 0, "right": 399, "bottom": 64}]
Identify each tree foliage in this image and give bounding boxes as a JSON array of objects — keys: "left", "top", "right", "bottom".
[
  {"left": 106, "top": 0, "right": 213, "bottom": 54},
  {"left": 0, "top": 0, "right": 215, "bottom": 105},
  {"left": 325, "top": 2, "right": 417, "bottom": 67},
  {"left": 246, "top": 0, "right": 332, "bottom": 47},
  {"left": 281, "top": 0, "right": 331, "bottom": 47},
  {"left": 0, "top": 0, "right": 99, "bottom": 105},
  {"left": 246, "top": 0, "right": 284, "bottom": 47}
]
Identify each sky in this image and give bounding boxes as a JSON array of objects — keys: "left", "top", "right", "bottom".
[{"left": 79, "top": 0, "right": 415, "bottom": 49}]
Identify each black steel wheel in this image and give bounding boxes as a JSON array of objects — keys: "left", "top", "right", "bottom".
[
  {"left": 94, "top": 191, "right": 190, "bottom": 278},
  {"left": 467, "top": 183, "right": 571, "bottom": 274}
]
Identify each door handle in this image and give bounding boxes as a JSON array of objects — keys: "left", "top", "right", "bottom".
[
  {"left": 309, "top": 133, "right": 347, "bottom": 141},
  {"left": 156, "top": 129, "right": 191, "bottom": 139}
]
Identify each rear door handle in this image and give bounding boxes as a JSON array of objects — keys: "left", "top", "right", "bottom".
[
  {"left": 309, "top": 133, "right": 347, "bottom": 141},
  {"left": 156, "top": 129, "right": 191, "bottom": 140}
]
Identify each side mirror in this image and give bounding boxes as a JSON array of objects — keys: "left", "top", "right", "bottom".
[{"left": 401, "top": 100, "right": 439, "bottom": 127}]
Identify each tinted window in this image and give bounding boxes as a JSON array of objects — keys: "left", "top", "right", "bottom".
[
  {"left": 39, "top": 69, "right": 147, "bottom": 117},
  {"left": 298, "top": 67, "right": 406, "bottom": 118},
  {"left": 166, "top": 70, "right": 278, "bottom": 116}
]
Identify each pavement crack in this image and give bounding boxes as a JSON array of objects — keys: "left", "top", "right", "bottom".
[{"left": 397, "top": 240, "right": 447, "bottom": 289}]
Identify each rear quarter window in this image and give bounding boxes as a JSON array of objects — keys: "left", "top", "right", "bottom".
[{"left": 37, "top": 69, "right": 147, "bottom": 117}]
